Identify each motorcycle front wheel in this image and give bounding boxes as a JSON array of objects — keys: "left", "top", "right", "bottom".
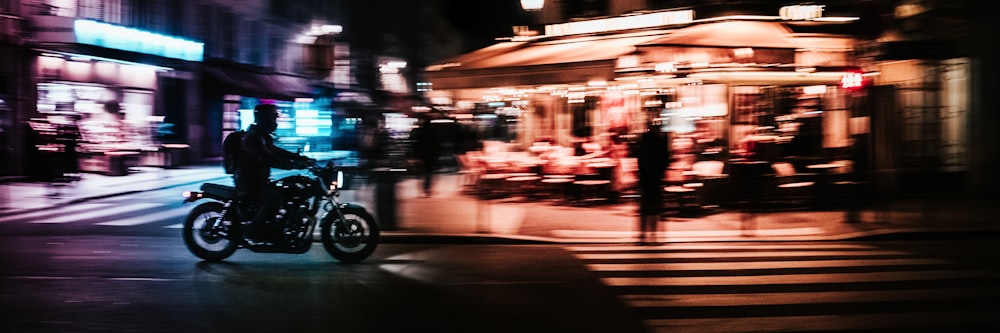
[
  {"left": 183, "top": 201, "right": 238, "bottom": 262},
  {"left": 321, "top": 207, "right": 379, "bottom": 263}
]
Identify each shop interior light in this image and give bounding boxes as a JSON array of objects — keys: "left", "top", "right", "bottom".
[
  {"left": 841, "top": 72, "right": 865, "bottom": 89},
  {"left": 587, "top": 80, "right": 607, "bottom": 87},
  {"left": 37, "top": 50, "right": 172, "bottom": 71},
  {"left": 803, "top": 85, "right": 827, "bottom": 95},
  {"left": 74, "top": 20, "right": 203, "bottom": 62},
  {"left": 520, "top": 0, "right": 544, "bottom": 11}
]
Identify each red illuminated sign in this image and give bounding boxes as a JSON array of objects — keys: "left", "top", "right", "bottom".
[{"left": 841, "top": 72, "right": 864, "bottom": 89}]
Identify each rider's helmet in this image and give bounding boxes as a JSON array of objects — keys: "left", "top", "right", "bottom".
[{"left": 253, "top": 103, "right": 280, "bottom": 132}]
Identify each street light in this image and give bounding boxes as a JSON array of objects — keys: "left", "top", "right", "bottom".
[{"left": 520, "top": 0, "right": 544, "bottom": 11}]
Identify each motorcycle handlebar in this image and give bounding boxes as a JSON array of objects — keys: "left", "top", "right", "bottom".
[{"left": 305, "top": 159, "right": 336, "bottom": 173}]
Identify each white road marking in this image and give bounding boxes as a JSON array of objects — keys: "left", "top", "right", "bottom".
[
  {"left": 97, "top": 205, "right": 191, "bottom": 226},
  {"left": 0, "top": 203, "right": 110, "bottom": 223},
  {"left": 34, "top": 203, "right": 163, "bottom": 224}
]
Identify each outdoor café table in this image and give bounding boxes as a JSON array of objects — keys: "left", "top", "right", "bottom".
[
  {"left": 541, "top": 176, "right": 574, "bottom": 202},
  {"left": 506, "top": 174, "right": 542, "bottom": 198},
  {"left": 806, "top": 163, "right": 844, "bottom": 205},
  {"left": 477, "top": 173, "right": 511, "bottom": 199},
  {"left": 586, "top": 162, "right": 617, "bottom": 180},
  {"left": 806, "top": 163, "right": 843, "bottom": 171}
]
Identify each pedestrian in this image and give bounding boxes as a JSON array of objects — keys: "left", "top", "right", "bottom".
[
  {"left": 411, "top": 116, "right": 440, "bottom": 197},
  {"left": 636, "top": 120, "right": 669, "bottom": 245},
  {"left": 55, "top": 114, "right": 82, "bottom": 181},
  {"left": 358, "top": 115, "right": 386, "bottom": 170}
]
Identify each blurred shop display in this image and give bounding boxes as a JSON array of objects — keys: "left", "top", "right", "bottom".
[{"left": 31, "top": 82, "right": 189, "bottom": 176}]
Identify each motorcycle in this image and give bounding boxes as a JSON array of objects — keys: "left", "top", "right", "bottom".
[{"left": 181, "top": 161, "right": 379, "bottom": 263}]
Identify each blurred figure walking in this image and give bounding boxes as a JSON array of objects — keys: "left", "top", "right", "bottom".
[
  {"left": 411, "top": 116, "right": 440, "bottom": 197},
  {"left": 636, "top": 120, "right": 669, "bottom": 245},
  {"left": 358, "top": 115, "right": 387, "bottom": 170}
]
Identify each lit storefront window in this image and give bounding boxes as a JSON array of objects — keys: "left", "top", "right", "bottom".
[
  {"left": 36, "top": 82, "right": 157, "bottom": 150},
  {"left": 235, "top": 98, "right": 334, "bottom": 152}
]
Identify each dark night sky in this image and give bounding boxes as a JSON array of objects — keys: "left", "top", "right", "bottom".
[{"left": 440, "top": 0, "right": 528, "bottom": 52}]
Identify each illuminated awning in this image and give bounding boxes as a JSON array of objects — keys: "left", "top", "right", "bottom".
[
  {"left": 425, "top": 21, "right": 859, "bottom": 90},
  {"left": 639, "top": 21, "right": 796, "bottom": 48},
  {"left": 634, "top": 21, "right": 798, "bottom": 67},
  {"left": 203, "top": 66, "right": 313, "bottom": 101},
  {"left": 425, "top": 31, "right": 670, "bottom": 89}
]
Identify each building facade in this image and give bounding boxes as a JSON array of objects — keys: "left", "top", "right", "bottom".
[
  {"left": 1, "top": 0, "right": 436, "bottom": 177},
  {"left": 423, "top": 0, "right": 997, "bottom": 198}
]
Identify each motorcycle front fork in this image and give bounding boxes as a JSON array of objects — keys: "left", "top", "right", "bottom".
[{"left": 324, "top": 200, "right": 349, "bottom": 229}]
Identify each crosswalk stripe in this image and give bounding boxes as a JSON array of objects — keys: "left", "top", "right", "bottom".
[
  {"left": 621, "top": 286, "right": 1000, "bottom": 307},
  {"left": 96, "top": 205, "right": 191, "bottom": 226},
  {"left": 602, "top": 269, "right": 998, "bottom": 286},
  {"left": 567, "top": 243, "right": 1000, "bottom": 332},
  {"left": 586, "top": 258, "right": 950, "bottom": 272},
  {"left": 552, "top": 228, "right": 825, "bottom": 239},
  {"left": 0, "top": 203, "right": 110, "bottom": 223},
  {"left": 644, "top": 310, "right": 1000, "bottom": 333},
  {"left": 34, "top": 203, "right": 164, "bottom": 224},
  {"left": 567, "top": 243, "right": 879, "bottom": 251},
  {"left": 574, "top": 250, "right": 910, "bottom": 260}
]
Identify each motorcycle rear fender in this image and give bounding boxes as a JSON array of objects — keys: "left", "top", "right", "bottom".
[
  {"left": 337, "top": 202, "right": 366, "bottom": 210},
  {"left": 182, "top": 191, "right": 203, "bottom": 203},
  {"left": 182, "top": 191, "right": 230, "bottom": 203}
]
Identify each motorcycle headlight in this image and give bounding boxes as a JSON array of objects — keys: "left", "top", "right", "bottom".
[{"left": 329, "top": 170, "right": 344, "bottom": 191}]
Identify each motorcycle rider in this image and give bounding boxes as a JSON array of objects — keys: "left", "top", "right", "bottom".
[{"left": 232, "top": 103, "right": 314, "bottom": 244}]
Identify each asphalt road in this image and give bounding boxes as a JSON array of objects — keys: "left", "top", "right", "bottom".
[
  {"left": 2, "top": 234, "right": 1000, "bottom": 333},
  {"left": 0, "top": 237, "right": 643, "bottom": 333},
  {"left": 1, "top": 188, "right": 999, "bottom": 332}
]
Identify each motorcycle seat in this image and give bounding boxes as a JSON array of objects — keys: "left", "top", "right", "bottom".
[{"left": 201, "top": 183, "right": 239, "bottom": 200}]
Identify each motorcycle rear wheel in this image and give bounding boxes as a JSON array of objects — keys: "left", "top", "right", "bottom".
[
  {"left": 321, "top": 207, "right": 379, "bottom": 263},
  {"left": 183, "top": 202, "right": 238, "bottom": 262}
]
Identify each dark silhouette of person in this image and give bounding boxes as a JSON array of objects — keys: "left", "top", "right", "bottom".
[
  {"left": 411, "top": 116, "right": 440, "bottom": 197},
  {"left": 22, "top": 121, "right": 51, "bottom": 181},
  {"left": 636, "top": 121, "right": 670, "bottom": 245},
  {"left": 55, "top": 114, "right": 82, "bottom": 180},
  {"left": 232, "top": 104, "right": 314, "bottom": 244},
  {"left": 358, "top": 115, "right": 386, "bottom": 169}
]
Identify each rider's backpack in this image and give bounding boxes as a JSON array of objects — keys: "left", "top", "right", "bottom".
[{"left": 222, "top": 130, "right": 244, "bottom": 174}]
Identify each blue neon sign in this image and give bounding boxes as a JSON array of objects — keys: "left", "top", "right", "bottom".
[{"left": 74, "top": 20, "right": 204, "bottom": 62}]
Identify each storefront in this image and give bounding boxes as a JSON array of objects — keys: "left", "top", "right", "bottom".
[
  {"left": 202, "top": 57, "right": 322, "bottom": 159},
  {"left": 428, "top": 11, "right": 865, "bottom": 158},
  {"left": 222, "top": 96, "right": 333, "bottom": 154},
  {"left": 27, "top": 16, "right": 203, "bottom": 176},
  {"left": 425, "top": 8, "right": 874, "bottom": 205}
]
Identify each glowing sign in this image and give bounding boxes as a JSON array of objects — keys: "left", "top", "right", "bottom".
[
  {"left": 545, "top": 10, "right": 693, "bottom": 37},
  {"left": 74, "top": 20, "right": 204, "bottom": 62},
  {"left": 779, "top": 5, "right": 825, "bottom": 20},
  {"left": 520, "top": 0, "right": 544, "bottom": 11},
  {"left": 655, "top": 62, "right": 676, "bottom": 73},
  {"left": 841, "top": 72, "right": 864, "bottom": 89}
]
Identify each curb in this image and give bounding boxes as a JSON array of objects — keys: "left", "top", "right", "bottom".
[{"left": 378, "top": 227, "right": 1000, "bottom": 244}]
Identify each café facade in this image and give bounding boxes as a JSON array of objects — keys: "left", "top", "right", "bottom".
[{"left": 426, "top": 8, "right": 875, "bottom": 195}]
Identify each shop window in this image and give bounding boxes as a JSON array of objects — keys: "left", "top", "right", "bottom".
[
  {"left": 35, "top": 0, "right": 74, "bottom": 16},
  {"left": 0, "top": 0, "right": 12, "bottom": 13},
  {"left": 571, "top": 96, "right": 597, "bottom": 138},
  {"left": 669, "top": 84, "right": 727, "bottom": 163},
  {"left": 235, "top": 98, "right": 334, "bottom": 152},
  {"left": 79, "top": 0, "right": 122, "bottom": 24}
]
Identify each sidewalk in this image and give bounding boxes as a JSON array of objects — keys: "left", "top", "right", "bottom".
[
  {"left": 382, "top": 172, "right": 1000, "bottom": 243},
  {"left": 2, "top": 157, "right": 999, "bottom": 243}
]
